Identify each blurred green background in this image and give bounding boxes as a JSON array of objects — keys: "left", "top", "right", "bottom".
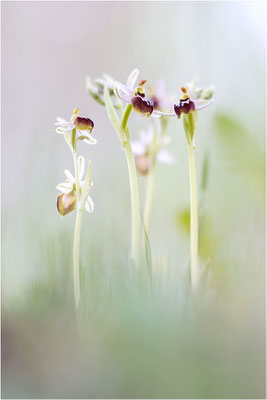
[{"left": 2, "top": 1, "right": 265, "bottom": 398}]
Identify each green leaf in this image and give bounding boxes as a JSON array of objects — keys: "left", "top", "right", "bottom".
[
  {"left": 175, "top": 207, "right": 218, "bottom": 260},
  {"left": 213, "top": 112, "right": 264, "bottom": 196}
]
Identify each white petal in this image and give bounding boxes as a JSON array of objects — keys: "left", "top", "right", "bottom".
[
  {"left": 64, "top": 169, "right": 75, "bottom": 183},
  {"left": 82, "top": 138, "right": 97, "bottom": 145},
  {"left": 78, "top": 155, "right": 85, "bottom": 181},
  {"left": 126, "top": 69, "right": 140, "bottom": 90},
  {"left": 115, "top": 82, "right": 132, "bottom": 95},
  {"left": 131, "top": 140, "right": 146, "bottom": 155},
  {"left": 120, "top": 92, "right": 132, "bottom": 104},
  {"left": 141, "top": 126, "right": 153, "bottom": 145},
  {"left": 157, "top": 149, "right": 174, "bottom": 164},
  {"left": 85, "top": 196, "right": 94, "bottom": 213},
  {"left": 55, "top": 120, "right": 74, "bottom": 128},
  {"left": 186, "top": 83, "right": 196, "bottom": 101},
  {"left": 56, "top": 117, "right": 68, "bottom": 123},
  {"left": 114, "top": 82, "right": 132, "bottom": 101},
  {"left": 153, "top": 110, "right": 175, "bottom": 117},
  {"left": 80, "top": 180, "right": 94, "bottom": 188},
  {"left": 194, "top": 98, "right": 214, "bottom": 110},
  {"left": 77, "top": 131, "right": 97, "bottom": 145},
  {"left": 151, "top": 113, "right": 162, "bottom": 118},
  {"left": 56, "top": 182, "right": 73, "bottom": 193}
]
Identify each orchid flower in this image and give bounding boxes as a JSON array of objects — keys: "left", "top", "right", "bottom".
[
  {"left": 56, "top": 155, "right": 94, "bottom": 215},
  {"left": 164, "top": 82, "right": 214, "bottom": 291},
  {"left": 159, "top": 83, "right": 214, "bottom": 118},
  {"left": 131, "top": 125, "right": 174, "bottom": 175},
  {"left": 55, "top": 108, "right": 97, "bottom": 145},
  {"left": 114, "top": 69, "right": 161, "bottom": 118}
]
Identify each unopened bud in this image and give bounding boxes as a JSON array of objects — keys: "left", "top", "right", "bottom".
[
  {"left": 201, "top": 87, "right": 213, "bottom": 100},
  {"left": 57, "top": 192, "right": 77, "bottom": 216},
  {"left": 135, "top": 154, "right": 151, "bottom": 175}
]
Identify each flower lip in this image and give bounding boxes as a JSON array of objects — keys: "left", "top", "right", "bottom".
[
  {"left": 131, "top": 96, "right": 153, "bottom": 117},
  {"left": 73, "top": 116, "right": 94, "bottom": 132},
  {"left": 174, "top": 98, "right": 195, "bottom": 119},
  {"left": 57, "top": 192, "right": 77, "bottom": 216}
]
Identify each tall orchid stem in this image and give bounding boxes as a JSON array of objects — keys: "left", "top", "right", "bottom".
[
  {"left": 72, "top": 147, "right": 82, "bottom": 307},
  {"left": 122, "top": 104, "right": 141, "bottom": 266},
  {"left": 104, "top": 88, "right": 141, "bottom": 266},
  {"left": 187, "top": 143, "right": 199, "bottom": 289},
  {"left": 144, "top": 159, "right": 155, "bottom": 236},
  {"left": 72, "top": 161, "right": 92, "bottom": 307},
  {"left": 73, "top": 207, "right": 83, "bottom": 307},
  {"left": 124, "top": 142, "right": 141, "bottom": 265}
]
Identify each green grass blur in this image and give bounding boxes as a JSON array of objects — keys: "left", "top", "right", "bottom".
[{"left": 2, "top": 112, "right": 265, "bottom": 398}]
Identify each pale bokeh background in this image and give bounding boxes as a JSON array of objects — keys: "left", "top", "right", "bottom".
[{"left": 1, "top": 2, "right": 265, "bottom": 398}]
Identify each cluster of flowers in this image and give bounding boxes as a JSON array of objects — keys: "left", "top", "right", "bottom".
[
  {"left": 55, "top": 68, "right": 214, "bottom": 304},
  {"left": 85, "top": 69, "right": 213, "bottom": 178}
]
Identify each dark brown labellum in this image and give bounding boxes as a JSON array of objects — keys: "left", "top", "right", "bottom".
[
  {"left": 73, "top": 116, "right": 94, "bottom": 132},
  {"left": 174, "top": 98, "right": 195, "bottom": 118},
  {"left": 131, "top": 96, "right": 153, "bottom": 117}
]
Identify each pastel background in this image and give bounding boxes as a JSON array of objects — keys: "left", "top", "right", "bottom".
[{"left": 2, "top": 1, "right": 265, "bottom": 398}]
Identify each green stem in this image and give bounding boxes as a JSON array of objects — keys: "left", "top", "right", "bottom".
[
  {"left": 187, "top": 143, "right": 199, "bottom": 289},
  {"left": 121, "top": 103, "right": 133, "bottom": 134},
  {"left": 73, "top": 208, "right": 83, "bottom": 307},
  {"left": 72, "top": 157, "right": 92, "bottom": 308},
  {"left": 104, "top": 87, "right": 141, "bottom": 266},
  {"left": 124, "top": 140, "right": 141, "bottom": 266},
  {"left": 120, "top": 103, "right": 141, "bottom": 266},
  {"left": 144, "top": 160, "right": 155, "bottom": 235}
]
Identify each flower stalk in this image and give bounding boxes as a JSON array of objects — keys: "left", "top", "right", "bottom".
[
  {"left": 143, "top": 157, "right": 155, "bottom": 234},
  {"left": 124, "top": 140, "right": 141, "bottom": 264},
  {"left": 104, "top": 86, "right": 141, "bottom": 266},
  {"left": 187, "top": 142, "right": 199, "bottom": 289},
  {"left": 73, "top": 161, "right": 92, "bottom": 307}
]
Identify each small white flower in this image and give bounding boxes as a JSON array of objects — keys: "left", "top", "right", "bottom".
[
  {"left": 56, "top": 156, "right": 94, "bottom": 213},
  {"left": 55, "top": 109, "right": 97, "bottom": 145},
  {"left": 131, "top": 125, "right": 174, "bottom": 167}
]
